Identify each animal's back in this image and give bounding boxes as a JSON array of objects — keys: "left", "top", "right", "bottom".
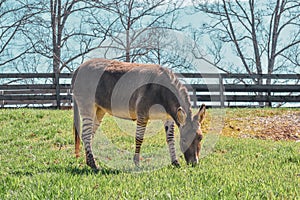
[
  {"left": 72, "top": 58, "right": 176, "bottom": 119},
  {"left": 94, "top": 59, "right": 175, "bottom": 120}
]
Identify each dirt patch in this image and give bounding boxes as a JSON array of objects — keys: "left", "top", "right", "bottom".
[{"left": 221, "top": 110, "right": 300, "bottom": 141}]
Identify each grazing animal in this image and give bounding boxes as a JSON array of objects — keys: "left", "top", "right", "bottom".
[{"left": 72, "top": 58, "right": 206, "bottom": 170}]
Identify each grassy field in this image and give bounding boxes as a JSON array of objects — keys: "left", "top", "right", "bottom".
[{"left": 0, "top": 108, "right": 299, "bottom": 199}]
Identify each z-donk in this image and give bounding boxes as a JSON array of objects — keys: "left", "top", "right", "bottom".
[{"left": 72, "top": 58, "right": 206, "bottom": 170}]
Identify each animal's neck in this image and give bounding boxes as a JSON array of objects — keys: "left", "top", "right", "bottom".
[
  {"left": 162, "top": 70, "right": 192, "bottom": 125},
  {"left": 167, "top": 88, "right": 192, "bottom": 127}
]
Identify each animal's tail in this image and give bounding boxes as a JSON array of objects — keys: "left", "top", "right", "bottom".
[{"left": 73, "top": 97, "right": 81, "bottom": 158}]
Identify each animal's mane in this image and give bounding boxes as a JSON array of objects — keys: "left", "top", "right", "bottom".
[
  {"left": 160, "top": 67, "right": 192, "bottom": 118},
  {"left": 107, "top": 59, "right": 160, "bottom": 73}
]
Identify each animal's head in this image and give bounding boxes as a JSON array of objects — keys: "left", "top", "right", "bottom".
[{"left": 177, "top": 104, "right": 206, "bottom": 166}]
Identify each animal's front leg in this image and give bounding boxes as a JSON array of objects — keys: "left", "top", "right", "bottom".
[
  {"left": 164, "top": 120, "right": 180, "bottom": 167},
  {"left": 133, "top": 117, "right": 148, "bottom": 167},
  {"left": 82, "top": 117, "right": 98, "bottom": 171}
]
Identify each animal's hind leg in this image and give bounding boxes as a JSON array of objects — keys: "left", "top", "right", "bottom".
[
  {"left": 164, "top": 120, "right": 180, "bottom": 167},
  {"left": 92, "top": 107, "right": 106, "bottom": 137},
  {"left": 81, "top": 107, "right": 98, "bottom": 170},
  {"left": 133, "top": 116, "right": 148, "bottom": 167}
]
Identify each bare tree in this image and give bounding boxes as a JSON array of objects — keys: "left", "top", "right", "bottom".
[
  {"left": 135, "top": 28, "right": 195, "bottom": 71},
  {"left": 47, "top": 0, "right": 107, "bottom": 73},
  {"left": 192, "top": 0, "right": 300, "bottom": 106},
  {"left": 0, "top": 0, "right": 42, "bottom": 68},
  {"left": 88, "top": 0, "right": 185, "bottom": 63},
  {"left": 1, "top": 0, "right": 110, "bottom": 74},
  {"left": 2, "top": 0, "right": 190, "bottom": 74},
  {"left": 193, "top": 0, "right": 300, "bottom": 79},
  {"left": 1, "top": 0, "right": 115, "bottom": 108}
]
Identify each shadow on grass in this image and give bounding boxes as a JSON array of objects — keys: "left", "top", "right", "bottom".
[
  {"left": 9, "top": 165, "right": 121, "bottom": 177},
  {"left": 65, "top": 166, "right": 121, "bottom": 175}
]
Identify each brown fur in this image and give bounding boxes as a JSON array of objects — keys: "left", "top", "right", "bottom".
[
  {"left": 73, "top": 58, "right": 192, "bottom": 124},
  {"left": 72, "top": 58, "right": 204, "bottom": 169}
]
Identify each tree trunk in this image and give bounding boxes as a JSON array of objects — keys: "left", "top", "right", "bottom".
[{"left": 51, "top": 0, "right": 61, "bottom": 109}]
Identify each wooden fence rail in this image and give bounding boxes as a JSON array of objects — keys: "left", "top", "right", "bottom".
[{"left": 0, "top": 73, "right": 299, "bottom": 109}]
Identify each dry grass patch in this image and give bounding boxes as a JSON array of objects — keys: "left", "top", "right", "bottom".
[{"left": 218, "top": 108, "right": 300, "bottom": 141}]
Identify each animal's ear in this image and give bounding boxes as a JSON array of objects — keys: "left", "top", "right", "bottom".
[
  {"left": 177, "top": 107, "right": 187, "bottom": 126},
  {"left": 194, "top": 104, "right": 206, "bottom": 123}
]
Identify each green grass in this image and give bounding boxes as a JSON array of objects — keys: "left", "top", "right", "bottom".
[{"left": 0, "top": 109, "right": 299, "bottom": 199}]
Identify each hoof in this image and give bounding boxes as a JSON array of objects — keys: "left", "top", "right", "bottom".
[
  {"left": 91, "top": 167, "right": 100, "bottom": 173},
  {"left": 133, "top": 153, "right": 140, "bottom": 167},
  {"left": 86, "top": 153, "right": 98, "bottom": 171},
  {"left": 172, "top": 160, "right": 180, "bottom": 168}
]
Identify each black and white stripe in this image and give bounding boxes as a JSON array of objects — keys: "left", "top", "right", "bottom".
[
  {"left": 133, "top": 117, "right": 148, "bottom": 167},
  {"left": 164, "top": 120, "right": 179, "bottom": 166},
  {"left": 81, "top": 117, "right": 94, "bottom": 151}
]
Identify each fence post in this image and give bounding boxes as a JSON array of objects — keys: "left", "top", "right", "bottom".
[
  {"left": 219, "top": 75, "right": 225, "bottom": 108},
  {"left": 266, "top": 76, "right": 272, "bottom": 107},
  {"left": 67, "top": 89, "right": 72, "bottom": 107},
  {"left": 0, "top": 90, "right": 3, "bottom": 108},
  {"left": 192, "top": 89, "right": 197, "bottom": 108},
  {"left": 55, "top": 72, "right": 60, "bottom": 109}
]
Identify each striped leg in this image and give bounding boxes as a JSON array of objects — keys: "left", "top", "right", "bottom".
[
  {"left": 164, "top": 120, "right": 180, "bottom": 167},
  {"left": 82, "top": 116, "right": 98, "bottom": 170},
  {"left": 133, "top": 117, "right": 148, "bottom": 167}
]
